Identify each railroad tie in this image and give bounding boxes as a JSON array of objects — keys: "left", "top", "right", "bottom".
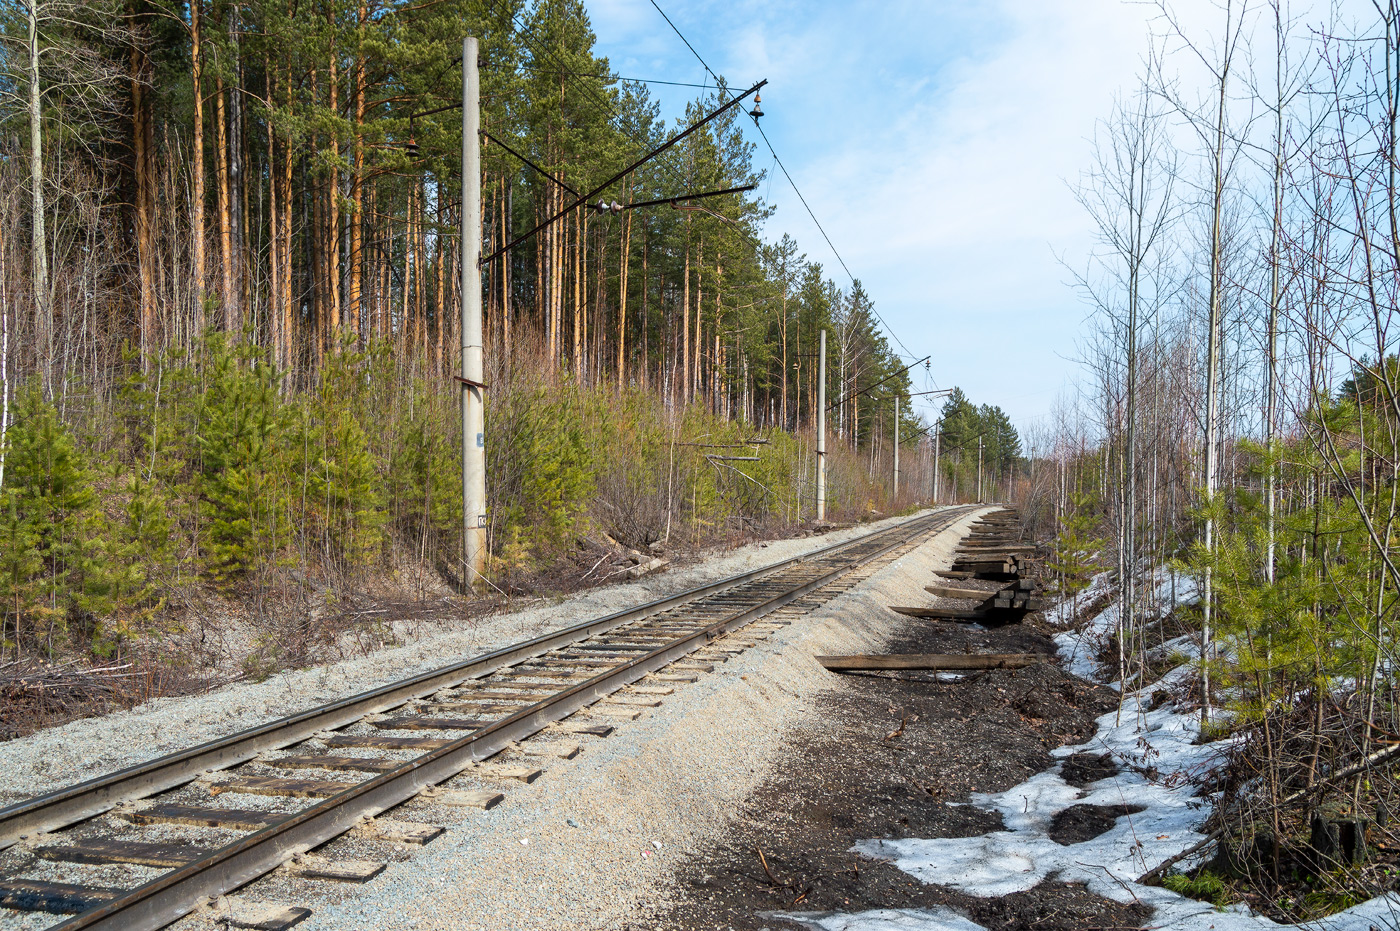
[
  {"left": 415, "top": 786, "right": 504, "bottom": 809},
  {"left": 0, "top": 879, "right": 121, "bottom": 916},
  {"left": 122, "top": 803, "right": 293, "bottom": 832},
  {"left": 210, "top": 775, "right": 355, "bottom": 799},
  {"left": 350, "top": 817, "right": 445, "bottom": 846},
  {"left": 516, "top": 741, "right": 581, "bottom": 759},
  {"left": 470, "top": 763, "right": 543, "bottom": 783},
  {"left": 280, "top": 853, "right": 386, "bottom": 883},
  {"left": 35, "top": 838, "right": 210, "bottom": 868},
  {"left": 194, "top": 895, "right": 312, "bottom": 930}
]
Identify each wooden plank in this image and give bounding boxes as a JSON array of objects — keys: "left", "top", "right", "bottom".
[
  {"left": 416, "top": 786, "right": 504, "bottom": 809},
  {"left": 210, "top": 775, "right": 354, "bottom": 799},
  {"left": 0, "top": 879, "right": 120, "bottom": 914},
  {"left": 585, "top": 707, "right": 642, "bottom": 720},
  {"left": 351, "top": 817, "right": 444, "bottom": 846},
  {"left": 125, "top": 803, "right": 291, "bottom": 832},
  {"left": 36, "top": 838, "right": 210, "bottom": 868},
  {"left": 952, "top": 557, "right": 1013, "bottom": 568},
  {"left": 266, "top": 754, "right": 397, "bottom": 774},
  {"left": 324, "top": 734, "right": 452, "bottom": 751},
  {"left": 925, "top": 584, "right": 991, "bottom": 599},
  {"left": 816, "top": 653, "right": 1048, "bottom": 672},
  {"left": 888, "top": 605, "right": 984, "bottom": 620},
  {"left": 551, "top": 722, "right": 614, "bottom": 737},
  {"left": 472, "top": 764, "right": 543, "bottom": 783},
  {"left": 199, "top": 897, "right": 311, "bottom": 930},
  {"left": 282, "top": 854, "right": 385, "bottom": 883},
  {"left": 602, "top": 697, "right": 662, "bottom": 707},
  {"left": 373, "top": 715, "right": 487, "bottom": 731},
  {"left": 429, "top": 702, "right": 520, "bottom": 715},
  {"left": 446, "top": 690, "right": 549, "bottom": 701},
  {"left": 934, "top": 570, "right": 973, "bottom": 580},
  {"left": 517, "top": 741, "right": 581, "bottom": 759}
]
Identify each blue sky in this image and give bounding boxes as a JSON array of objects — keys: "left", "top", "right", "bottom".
[{"left": 585, "top": 0, "right": 1173, "bottom": 431}]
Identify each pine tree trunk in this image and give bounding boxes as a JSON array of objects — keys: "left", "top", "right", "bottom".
[
  {"left": 617, "top": 193, "right": 631, "bottom": 388},
  {"left": 191, "top": 0, "right": 206, "bottom": 331},
  {"left": 227, "top": 5, "right": 245, "bottom": 326},
  {"left": 681, "top": 220, "right": 690, "bottom": 405},
  {"left": 693, "top": 239, "right": 703, "bottom": 402},
  {"left": 573, "top": 205, "right": 582, "bottom": 379},
  {"left": 311, "top": 70, "right": 325, "bottom": 370},
  {"left": 267, "top": 62, "right": 281, "bottom": 363},
  {"left": 436, "top": 179, "right": 446, "bottom": 375},
  {"left": 640, "top": 226, "right": 648, "bottom": 390},
  {"left": 131, "top": 45, "right": 155, "bottom": 365},
  {"left": 26, "top": 0, "right": 50, "bottom": 393},
  {"left": 326, "top": 41, "right": 340, "bottom": 349},
  {"left": 279, "top": 63, "right": 294, "bottom": 378},
  {"left": 348, "top": 18, "right": 365, "bottom": 341}
]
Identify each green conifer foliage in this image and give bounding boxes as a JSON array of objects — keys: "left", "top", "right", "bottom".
[
  {"left": 0, "top": 495, "right": 42, "bottom": 656},
  {"left": 0, "top": 387, "right": 100, "bottom": 652},
  {"left": 308, "top": 352, "right": 386, "bottom": 568},
  {"left": 194, "top": 337, "right": 292, "bottom": 581}
]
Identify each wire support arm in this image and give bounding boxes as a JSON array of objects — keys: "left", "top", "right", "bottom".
[
  {"left": 480, "top": 79, "right": 767, "bottom": 265},
  {"left": 481, "top": 130, "right": 579, "bottom": 196},
  {"left": 623, "top": 183, "right": 756, "bottom": 211},
  {"left": 827, "top": 356, "right": 930, "bottom": 411}
]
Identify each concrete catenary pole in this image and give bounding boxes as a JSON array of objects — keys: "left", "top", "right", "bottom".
[
  {"left": 976, "top": 434, "right": 984, "bottom": 503},
  {"left": 932, "top": 421, "right": 940, "bottom": 504},
  {"left": 892, "top": 395, "right": 899, "bottom": 503},
  {"left": 816, "top": 328, "right": 827, "bottom": 521},
  {"left": 461, "top": 36, "right": 487, "bottom": 588}
]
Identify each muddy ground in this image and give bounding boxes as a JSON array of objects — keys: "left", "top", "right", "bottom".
[{"left": 636, "top": 612, "right": 1154, "bottom": 931}]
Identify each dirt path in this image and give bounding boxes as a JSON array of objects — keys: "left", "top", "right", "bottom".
[{"left": 639, "top": 616, "right": 1152, "bottom": 931}]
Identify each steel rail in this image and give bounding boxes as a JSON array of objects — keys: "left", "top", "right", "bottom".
[
  {"left": 0, "top": 509, "right": 965, "bottom": 851},
  {"left": 49, "top": 506, "right": 967, "bottom": 931},
  {"left": 53, "top": 507, "right": 969, "bottom": 930}
]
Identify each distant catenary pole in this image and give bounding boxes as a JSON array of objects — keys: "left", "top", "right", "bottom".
[
  {"left": 816, "top": 329, "right": 827, "bottom": 521},
  {"left": 976, "top": 434, "right": 984, "bottom": 503},
  {"left": 893, "top": 395, "right": 899, "bottom": 502},
  {"left": 932, "top": 423, "right": 940, "bottom": 504}
]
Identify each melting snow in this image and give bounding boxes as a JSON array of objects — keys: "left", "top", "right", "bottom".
[
  {"left": 781, "top": 906, "right": 988, "bottom": 931},
  {"left": 789, "top": 566, "right": 1400, "bottom": 931}
]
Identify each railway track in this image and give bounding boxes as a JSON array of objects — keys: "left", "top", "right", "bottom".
[{"left": 0, "top": 507, "right": 974, "bottom": 931}]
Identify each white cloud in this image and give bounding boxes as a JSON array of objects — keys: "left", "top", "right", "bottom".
[{"left": 585, "top": 0, "right": 1330, "bottom": 424}]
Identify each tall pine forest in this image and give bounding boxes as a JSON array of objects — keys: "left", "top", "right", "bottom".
[{"left": 0, "top": 0, "right": 1017, "bottom": 678}]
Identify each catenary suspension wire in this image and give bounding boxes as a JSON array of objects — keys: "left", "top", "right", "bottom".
[
  {"left": 632, "top": 0, "right": 923, "bottom": 364},
  {"left": 503, "top": 13, "right": 771, "bottom": 260},
  {"left": 753, "top": 120, "right": 919, "bottom": 362},
  {"left": 504, "top": 1, "right": 920, "bottom": 374},
  {"left": 647, "top": 0, "right": 722, "bottom": 92}
]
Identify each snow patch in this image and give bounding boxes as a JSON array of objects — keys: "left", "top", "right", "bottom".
[
  {"left": 780, "top": 906, "right": 988, "bottom": 931},
  {"left": 830, "top": 565, "right": 1400, "bottom": 930}
]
